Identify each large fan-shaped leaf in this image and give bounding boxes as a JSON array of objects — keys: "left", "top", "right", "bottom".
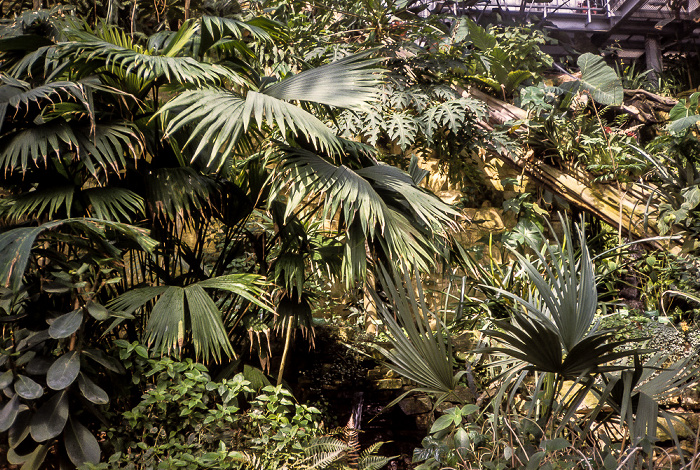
[
  {"left": 0, "top": 218, "right": 156, "bottom": 292},
  {"left": 262, "top": 51, "right": 383, "bottom": 108},
  {"left": 63, "top": 29, "right": 241, "bottom": 87},
  {"left": 160, "top": 88, "right": 343, "bottom": 166},
  {"left": 144, "top": 287, "right": 186, "bottom": 356},
  {"left": 200, "top": 16, "right": 282, "bottom": 55},
  {"left": 184, "top": 284, "right": 235, "bottom": 361},
  {"left": 85, "top": 187, "right": 145, "bottom": 221}
]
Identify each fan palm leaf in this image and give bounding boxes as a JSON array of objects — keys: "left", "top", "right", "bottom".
[
  {"left": 276, "top": 148, "right": 458, "bottom": 282},
  {"left": 482, "top": 216, "right": 638, "bottom": 377},
  {"left": 372, "top": 264, "right": 460, "bottom": 401},
  {"left": 0, "top": 122, "right": 141, "bottom": 177},
  {"left": 108, "top": 273, "right": 272, "bottom": 361},
  {"left": 0, "top": 218, "right": 156, "bottom": 292},
  {"left": 62, "top": 25, "right": 243, "bottom": 88}
]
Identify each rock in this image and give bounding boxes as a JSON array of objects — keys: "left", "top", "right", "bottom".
[
  {"left": 415, "top": 412, "right": 435, "bottom": 431},
  {"left": 682, "top": 388, "right": 700, "bottom": 411},
  {"left": 656, "top": 414, "right": 698, "bottom": 442},
  {"left": 399, "top": 395, "right": 433, "bottom": 416},
  {"left": 375, "top": 378, "right": 403, "bottom": 390}
]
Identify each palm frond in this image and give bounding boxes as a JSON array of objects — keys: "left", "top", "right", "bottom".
[
  {"left": 0, "top": 218, "right": 155, "bottom": 292},
  {"left": 160, "top": 88, "right": 342, "bottom": 166},
  {"left": 276, "top": 148, "right": 457, "bottom": 283},
  {"left": 197, "top": 273, "right": 273, "bottom": 314},
  {"left": 146, "top": 167, "right": 220, "bottom": 222},
  {"left": 85, "top": 187, "right": 145, "bottom": 221},
  {"left": 4, "top": 185, "right": 75, "bottom": 221},
  {"left": 200, "top": 16, "right": 282, "bottom": 55},
  {"left": 262, "top": 51, "right": 383, "bottom": 108},
  {"left": 0, "top": 122, "right": 140, "bottom": 177},
  {"left": 372, "top": 264, "right": 459, "bottom": 397},
  {"left": 184, "top": 283, "right": 235, "bottom": 361},
  {"left": 62, "top": 29, "right": 241, "bottom": 87}
]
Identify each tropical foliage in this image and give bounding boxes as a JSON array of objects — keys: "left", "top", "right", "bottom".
[{"left": 3, "top": 0, "right": 700, "bottom": 469}]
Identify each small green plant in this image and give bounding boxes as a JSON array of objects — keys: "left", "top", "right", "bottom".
[{"left": 100, "top": 356, "right": 253, "bottom": 469}]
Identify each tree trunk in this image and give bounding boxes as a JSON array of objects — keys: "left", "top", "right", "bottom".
[{"left": 457, "top": 86, "right": 680, "bottom": 252}]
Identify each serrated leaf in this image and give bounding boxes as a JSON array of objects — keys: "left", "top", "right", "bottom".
[
  {"left": 30, "top": 390, "right": 69, "bottom": 442},
  {"left": 64, "top": 417, "right": 101, "bottom": 466},
  {"left": 14, "top": 375, "right": 43, "bottom": 399},
  {"left": 85, "top": 301, "right": 109, "bottom": 321},
  {"left": 385, "top": 112, "right": 418, "bottom": 151},
  {"left": 46, "top": 352, "right": 80, "bottom": 390},
  {"left": 48, "top": 309, "right": 83, "bottom": 339},
  {"left": 0, "top": 394, "right": 20, "bottom": 432},
  {"left": 77, "top": 373, "right": 109, "bottom": 405}
]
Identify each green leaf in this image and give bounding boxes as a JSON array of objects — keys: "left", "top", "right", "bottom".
[
  {"left": 30, "top": 390, "right": 69, "bottom": 442},
  {"left": 15, "top": 374, "right": 43, "bottom": 399},
  {"left": 64, "top": 417, "right": 101, "bottom": 466},
  {"left": 77, "top": 373, "right": 109, "bottom": 405},
  {"left": 82, "top": 349, "right": 126, "bottom": 374},
  {"left": 46, "top": 351, "right": 80, "bottom": 390},
  {"left": 666, "top": 115, "right": 700, "bottom": 134},
  {"left": 0, "top": 369, "right": 13, "bottom": 389},
  {"left": 18, "top": 443, "right": 49, "bottom": 470},
  {"left": 430, "top": 414, "right": 454, "bottom": 433},
  {"left": 541, "top": 437, "right": 570, "bottom": 452},
  {"left": 466, "top": 18, "right": 497, "bottom": 51},
  {"left": 0, "top": 395, "right": 20, "bottom": 432},
  {"left": 577, "top": 53, "right": 623, "bottom": 106},
  {"left": 85, "top": 302, "right": 109, "bottom": 321},
  {"left": 48, "top": 309, "right": 83, "bottom": 339}
]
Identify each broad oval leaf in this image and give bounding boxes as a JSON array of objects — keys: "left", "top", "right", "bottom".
[
  {"left": 8, "top": 409, "right": 31, "bottom": 447},
  {"left": 577, "top": 53, "right": 623, "bottom": 106},
  {"left": 77, "top": 373, "right": 109, "bottom": 405},
  {"left": 0, "top": 394, "right": 20, "bottom": 432},
  {"left": 430, "top": 414, "right": 454, "bottom": 433},
  {"left": 85, "top": 302, "right": 109, "bottom": 321},
  {"left": 46, "top": 352, "right": 80, "bottom": 390},
  {"left": 30, "top": 390, "right": 69, "bottom": 442},
  {"left": 0, "top": 369, "right": 13, "bottom": 389},
  {"left": 82, "top": 349, "right": 126, "bottom": 374},
  {"left": 15, "top": 442, "right": 48, "bottom": 470},
  {"left": 25, "top": 356, "right": 52, "bottom": 376},
  {"left": 64, "top": 417, "right": 101, "bottom": 466},
  {"left": 48, "top": 309, "right": 83, "bottom": 339},
  {"left": 14, "top": 375, "right": 43, "bottom": 399}
]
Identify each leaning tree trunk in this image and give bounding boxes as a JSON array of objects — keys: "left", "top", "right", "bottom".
[{"left": 458, "top": 86, "right": 679, "bottom": 252}]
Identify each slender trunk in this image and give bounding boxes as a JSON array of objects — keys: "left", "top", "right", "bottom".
[{"left": 276, "top": 316, "right": 294, "bottom": 386}]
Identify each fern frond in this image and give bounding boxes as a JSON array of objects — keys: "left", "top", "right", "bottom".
[
  {"left": 359, "top": 455, "right": 392, "bottom": 470},
  {"left": 304, "top": 436, "right": 351, "bottom": 469}
]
